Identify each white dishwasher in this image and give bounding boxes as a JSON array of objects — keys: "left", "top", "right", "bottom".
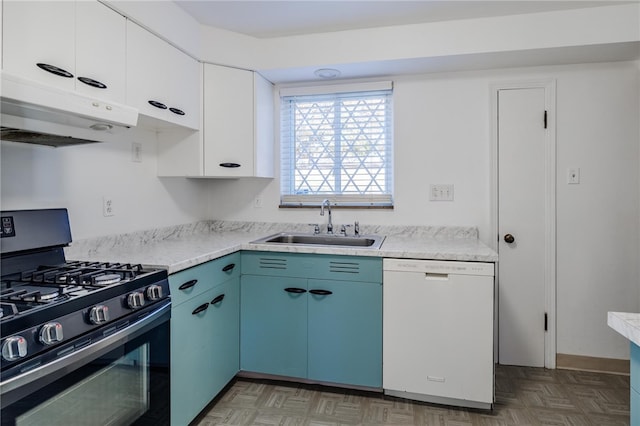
[{"left": 383, "top": 258, "right": 495, "bottom": 409}]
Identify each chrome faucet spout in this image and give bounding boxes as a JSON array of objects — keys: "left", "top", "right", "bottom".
[{"left": 320, "top": 199, "right": 333, "bottom": 234}]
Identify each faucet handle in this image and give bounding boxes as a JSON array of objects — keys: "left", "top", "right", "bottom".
[
  {"left": 340, "top": 224, "right": 352, "bottom": 236},
  {"left": 354, "top": 221, "right": 360, "bottom": 236},
  {"left": 308, "top": 223, "right": 320, "bottom": 234}
]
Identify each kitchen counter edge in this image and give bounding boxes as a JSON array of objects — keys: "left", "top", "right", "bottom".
[{"left": 65, "top": 225, "right": 498, "bottom": 275}]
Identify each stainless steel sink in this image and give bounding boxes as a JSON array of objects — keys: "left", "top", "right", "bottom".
[{"left": 250, "top": 232, "right": 385, "bottom": 249}]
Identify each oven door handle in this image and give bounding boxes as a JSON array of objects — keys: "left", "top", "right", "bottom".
[{"left": 0, "top": 300, "right": 171, "bottom": 404}]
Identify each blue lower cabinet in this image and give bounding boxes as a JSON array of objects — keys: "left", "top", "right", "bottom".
[
  {"left": 209, "top": 277, "right": 240, "bottom": 396},
  {"left": 171, "top": 288, "right": 218, "bottom": 426},
  {"left": 632, "top": 343, "right": 640, "bottom": 425},
  {"left": 170, "top": 258, "right": 240, "bottom": 426},
  {"left": 240, "top": 275, "right": 308, "bottom": 378},
  {"left": 307, "top": 279, "right": 382, "bottom": 387},
  {"left": 632, "top": 388, "right": 640, "bottom": 426},
  {"left": 239, "top": 252, "right": 383, "bottom": 389}
]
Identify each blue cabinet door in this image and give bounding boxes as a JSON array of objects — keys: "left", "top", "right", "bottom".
[
  {"left": 209, "top": 277, "right": 240, "bottom": 397},
  {"left": 171, "top": 288, "right": 217, "bottom": 426},
  {"left": 240, "top": 275, "right": 308, "bottom": 378},
  {"left": 307, "top": 279, "right": 382, "bottom": 388}
]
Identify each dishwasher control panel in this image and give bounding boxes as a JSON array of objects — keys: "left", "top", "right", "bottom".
[{"left": 383, "top": 258, "right": 494, "bottom": 276}]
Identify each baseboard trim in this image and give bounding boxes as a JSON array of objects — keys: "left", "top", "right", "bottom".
[{"left": 556, "top": 353, "right": 629, "bottom": 375}]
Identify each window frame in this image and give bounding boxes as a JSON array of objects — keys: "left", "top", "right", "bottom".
[{"left": 279, "top": 81, "right": 394, "bottom": 208}]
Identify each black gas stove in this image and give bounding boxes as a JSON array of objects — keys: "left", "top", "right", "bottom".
[{"left": 0, "top": 209, "right": 171, "bottom": 422}]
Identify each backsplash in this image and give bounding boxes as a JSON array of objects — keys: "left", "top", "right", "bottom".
[{"left": 66, "top": 220, "right": 479, "bottom": 259}]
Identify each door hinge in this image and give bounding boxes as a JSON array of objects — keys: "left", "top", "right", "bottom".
[
  {"left": 544, "top": 312, "right": 548, "bottom": 331},
  {"left": 544, "top": 110, "right": 548, "bottom": 129}
]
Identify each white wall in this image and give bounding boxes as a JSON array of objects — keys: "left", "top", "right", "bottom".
[
  {"left": 206, "top": 61, "right": 640, "bottom": 360},
  {"left": 0, "top": 127, "right": 209, "bottom": 240}
]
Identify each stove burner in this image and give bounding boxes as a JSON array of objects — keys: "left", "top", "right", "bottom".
[
  {"left": 94, "top": 274, "right": 122, "bottom": 286},
  {"left": 20, "top": 286, "right": 61, "bottom": 302}
]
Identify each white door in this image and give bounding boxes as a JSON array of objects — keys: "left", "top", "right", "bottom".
[{"left": 497, "top": 87, "right": 547, "bottom": 367}]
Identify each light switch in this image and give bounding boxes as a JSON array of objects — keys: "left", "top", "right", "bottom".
[{"left": 430, "top": 184, "right": 454, "bottom": 201}]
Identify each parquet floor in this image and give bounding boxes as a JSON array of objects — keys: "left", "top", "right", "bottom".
[{"left": 195, "top": 365, "right": 630, "bottom": 425}]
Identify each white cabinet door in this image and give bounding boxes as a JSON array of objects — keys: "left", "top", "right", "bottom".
[
  {"left": 203, "top": 64, "right": 254, "bottom": 177},
  {"left": 126, "top": 20, "right": 200, "bottom": 129},
  {"left": 75, "top": 1, "right": 126, "bottom": 103},
  {"left": 158, "top": 66, "right": 274, "bottom": 178},
  {"left": 3, "top": 1, "right": 76, "bottom": 90}
]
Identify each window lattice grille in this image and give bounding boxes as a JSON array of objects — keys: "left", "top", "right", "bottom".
[{"left": 281, "top": 88, "right": 393, "bottom": 206}]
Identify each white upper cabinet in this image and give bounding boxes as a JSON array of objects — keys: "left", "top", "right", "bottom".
[
  {"left": 3, "top": 1, "right": 126, "bottom": 102},
  {"left": 126, "top": 20, "right": 200, "bottom": 130},
  {"left": 3, "top": 1, "right": 76, "bottom": 90},
  {"left": 202, "top": 64, "right": 274, "bottom": 178},
  {"left": 203, "top": 64, "right": 255, "bottom": 177},
  {"left": 157, "top": 65, "right": 274, "bottom": 178},
  {"left": 75, "top": 1, "right": 126, "bottom": 102}
]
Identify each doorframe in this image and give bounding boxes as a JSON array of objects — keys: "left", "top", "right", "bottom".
[{"left": 489, "top": 79, "right": 557, "bottom": 369}]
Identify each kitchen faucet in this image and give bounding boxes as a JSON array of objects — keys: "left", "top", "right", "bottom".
[{"left": 320, "top": 199, "right": 333, "bottom": 234}]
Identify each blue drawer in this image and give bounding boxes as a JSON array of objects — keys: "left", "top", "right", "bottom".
[{"left": 170, "top": 252, "right": 240, "bottom": 307}]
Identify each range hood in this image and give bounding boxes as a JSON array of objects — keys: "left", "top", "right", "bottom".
[{"left": 1, "top": 72, "right": 138, "bottom": 147}]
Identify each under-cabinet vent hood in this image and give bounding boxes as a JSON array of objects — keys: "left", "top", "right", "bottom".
[{"left": 0, "top": 72, "right": 138, "bottom": 147}]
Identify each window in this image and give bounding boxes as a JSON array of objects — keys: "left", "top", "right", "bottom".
[{"left": 280, "top": 82, "right": 393, "bottom": 207}]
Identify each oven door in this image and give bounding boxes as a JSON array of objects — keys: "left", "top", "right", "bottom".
[{"left": 1, "top": 300, "right": 170, "bottom": 426}]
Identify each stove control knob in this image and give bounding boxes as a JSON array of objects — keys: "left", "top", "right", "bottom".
[
  {"left": 40, "top": 322, "right": 64, "bottom": 345},
  {"left": 127, "top": 292, "right": 145, "bottom": 309},
  {"left": 2, "top": 336, "right": 27, "bottom": 361},
  {"left": 146, "top": 285, "right": 163, "bottom": 301},
  {"left": 89, "top": 305, "right": 110, "bottom": 325}
]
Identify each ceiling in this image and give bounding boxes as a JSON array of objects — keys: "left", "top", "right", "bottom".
[{"left": 174, "top": 1, "right": 629, "bottom": 39}]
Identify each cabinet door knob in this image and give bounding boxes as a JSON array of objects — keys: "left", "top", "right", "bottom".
[
  {"left": 219, "top": 163, "right": 241, "bottom": 168},
  {"left": 148, "top": 100, "right": 167, "bottom": 109},
  {"left": 284, "top": 287, "right": 306, "bottom": 294},
  {"left": 504, "top": 234, "right": 515, "bottom": 244},
  {"left": 192, "top": 303, "right": 209, "bottom": 315},
  {"left": 169, "top": 107, "right": 185, "bottom": 116},
  {"left": 179, "top": 279, "right": 198, "bottom": 290},
  {"left": 222, "top": 263, "right": 236, "bottom": 272},
  {"left": 37, "top": 63, "right": 73, "bottom": 78},
  {"left": 309, "top": 289, "right": 333, "bottom": 296},
  {"left": 77, "top": 76, "right": 107, "bottom": 89},
  {"left": 211, "top": 294, "right": 225, "bottom": 305}
]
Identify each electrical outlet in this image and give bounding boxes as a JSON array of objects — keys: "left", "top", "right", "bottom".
[
  {"left": 429, "top": 184, "right": 454, "bottom": 201},
  {"left": 103, "top": 197, "right": 115, "bottom": 217},
  {"left": 132, "top": 142, "right": 142, "bottom": 163}
]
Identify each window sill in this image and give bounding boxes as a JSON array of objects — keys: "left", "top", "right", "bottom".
[{"left": 279, "top": 204, "right": 393, "bottom": 210}]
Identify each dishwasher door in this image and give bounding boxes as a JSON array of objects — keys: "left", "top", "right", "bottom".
[{"left": 383, "top": 258, "right": 494, "bottom": 409}]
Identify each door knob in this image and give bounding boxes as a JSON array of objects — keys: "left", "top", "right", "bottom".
[{"left": 504, "top": 234, "right": 515, "bottom": 244}]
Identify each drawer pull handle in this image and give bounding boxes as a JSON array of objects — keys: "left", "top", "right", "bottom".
[
  {"left": 178, "top": 279, "right": 198, "bottom": 290},
  {"left": 284, "top": 287, "right": 306, "bottom": 294},
  {"left": 37, "top": 63, "right": 73, "bottom": 78},
  {"left": 211, "top": 294, "right": 225, "bottom": 305},
  {"left": 148, "top": 100, "right": 167, "bottom": 109},
  {"left": 219, "top": 163, "right": 241, "bottom": 168},
  {"left": 309, "top": 289, "right": 333, "bottom": 296},
  {"left": 192, "top": 303, "right": 209, "bottom": 315},
  {"left": 222, "top": 263, "right": 236, "bottom": 272},
  {"left": 77, "top": 76, "right": 107, "bottom": 89}
]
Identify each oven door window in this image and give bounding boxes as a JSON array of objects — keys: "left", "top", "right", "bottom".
[{"left": 2, "top": 321, "right": 169, "bottom": 426}]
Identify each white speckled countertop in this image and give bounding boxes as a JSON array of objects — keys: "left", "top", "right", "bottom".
[
  {"left": 608, "top": 311, "right": 640, "bottom": 347},
  {"left": 65, "top": 221, "right": 498, "bottom": 275}
]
